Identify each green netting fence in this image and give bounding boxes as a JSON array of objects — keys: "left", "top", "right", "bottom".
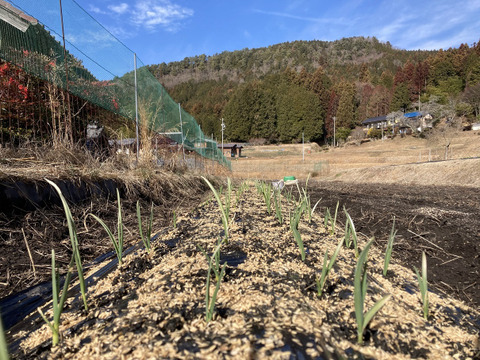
[{"left": 0, "top": 0, "right": 231, "bottom": 169}]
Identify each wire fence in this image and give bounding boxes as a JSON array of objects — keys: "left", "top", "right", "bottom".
[{"left": 0, "top": 0, "right": 230, "bottom": 169}]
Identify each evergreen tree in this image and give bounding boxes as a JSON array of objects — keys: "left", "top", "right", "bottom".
[
  {"left": 223, "top": 82, "right": 256, "bottom": 141},
  {"left": 390, "top": 83, "right": 410, "bottom": 111},
  {"left": 336, "top": 82, "right": 357, "bottom": 128}
]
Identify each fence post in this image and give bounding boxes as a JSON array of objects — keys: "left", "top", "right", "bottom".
[
  {"left": 178, "top": 103, "right": 185, "bottom": 162},
  {"left": 134, "top": 53, "right": 139, "bottom": 163}
]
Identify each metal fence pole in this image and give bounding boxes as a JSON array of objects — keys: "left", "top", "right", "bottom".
[
  {"left": 134, "top": 53, "right": 139, "bottom": 163},
  {"left": 178, "top": 103, "right": 185, "bottom": 162}
]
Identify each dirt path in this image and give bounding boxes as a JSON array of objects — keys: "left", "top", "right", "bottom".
[{"left": 308, "top": 181, "right": 480, "bottom": 309}]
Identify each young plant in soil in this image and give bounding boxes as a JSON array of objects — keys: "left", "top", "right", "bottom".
[
  {"left": 87, "top": 189, "right": 124, "bottom": 265},
  {"left": 415, "top": 251, "right": 429, "bottom": 320},
  {"left": 202, "top": 177, "right": 230, "bottom": 242},
  {"left": 235, "top": 181, "right": 248, "bottom": 205},
  {"left": 226, "top": 178, "right": 233, "bottom": 219},
  {"left": 198, "top": 238, "right": 227, "bottom": 322},
  {"left": 258, "top": 181, "right": 273, "bottom": 215},
  {"left": 383, "top": 217, "right": 397, "bottom": 277},
  {"left": 316, "top": 236, "right": 344, "bottom": 297},
  {"left": 172, "top": 210, "right": 177, "bottom": 229},
  {"left": 290, "top": 201, "right": 307, "bottom": 261},
  {"left": 0, "top": 312, "right": 9, "bottom": 359},
  {"left": 137, "top": 200, "right": 154, "bottom": 253},
  {"left": 324, "top": 207, "right": 331, "bottom": 228},
  {"left": 298, "top": 177, "right": 321, "bottom": 224},
  {"left": 354, "top": 239, "right": 391, "bottom": 344},
  {"left": 37, "top": 249, "right": 73, "bottom": 347},
  {"left": 46, "top": 179, "right": 88, "bottom": 311},
  {"left": 273, "top": 189, "right": 283, "bottom": 225},
  {"left": 285, "top": 188, "right": 294, "bottom": 205},
  {"left": 325, "top": 201, "right": 340, "bottom": 235},
  {"left": 344, "top": 209, "right": 359, "bottom": 257}
]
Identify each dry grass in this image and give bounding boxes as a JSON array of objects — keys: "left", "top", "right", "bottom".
[{"left": 231, "top": 131, "right": 480, "bottom": 186}]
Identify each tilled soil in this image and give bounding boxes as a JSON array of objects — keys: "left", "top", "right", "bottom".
[
  {"left": 8, "top": 183, "right": 480, "bottom": 359},
  {"left": 308, "top": 181, "right": 480, "bottom": 310}
]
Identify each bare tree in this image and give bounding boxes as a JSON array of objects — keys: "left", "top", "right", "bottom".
[
  {"left": 427, "top": 117, "right": 462, "bottom": 160},
  {"left": 463, "top": 83, "right": 480, "bottom": 119},
  {"left": 350, "top": 127, "right": 365, "bottom": 144}
]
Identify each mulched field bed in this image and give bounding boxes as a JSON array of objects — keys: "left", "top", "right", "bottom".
[
  {"left": 308, "top": 181, "right": 480, "bottom": 309},
  {"left": 6, "top": 181, "right": 480, "bottom": 359},
  {"left": 0, "top": 173, "right": 210, "bottom": 301}
]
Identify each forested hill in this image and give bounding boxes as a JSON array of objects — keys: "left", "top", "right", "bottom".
[
  {"left": 147, "top": 36, "right": 480, "bottom": 144},
  {"left": 149, "top": 37, "right": 430, "bottom": 87}
]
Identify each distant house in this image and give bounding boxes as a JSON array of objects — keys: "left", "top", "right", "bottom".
[
  {"left": 361, "top": 115, "right": 388, "bottom": 129},
  {"left": 402, "top": 112, "right": 433, "bottom": 132},
  {"left": 218, "top": 143, "right": 243, "bottom": 158},
  {"left": 362, "top": 112, "right": 433, "bottom": 134},
  {"left": 471, "top": 123, "right": 480, "bottom": 131}
]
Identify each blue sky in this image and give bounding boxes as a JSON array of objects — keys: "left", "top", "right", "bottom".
[{"left": 71, "top": 0, "right": 480, "bottom": 68}]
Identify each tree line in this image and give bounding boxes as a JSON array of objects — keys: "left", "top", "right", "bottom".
[{"left": 152, "top": 37, "right": 480, "bottom": 144}]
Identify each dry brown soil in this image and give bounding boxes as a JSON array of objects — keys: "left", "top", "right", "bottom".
[{"left": 308, "top": 181, "right": 480, "bottom": 309}]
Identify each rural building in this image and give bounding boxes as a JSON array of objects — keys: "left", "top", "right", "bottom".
[
  {"left": 362, "top": 112, "right": 433, "bottom": 134},
  {"left": 361, "top": 115, "right": 389, "bottom": 129},
  {"left": 471, "top": 123, "right": 480, "bottom": 131},
  {"left": 218, "top": 143, "right": 243, "bottom": 158}
]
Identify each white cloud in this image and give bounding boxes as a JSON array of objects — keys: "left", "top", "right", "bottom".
[
  {"left": 67, "top": 30, "right": 117, "bottom": 47},
  {"left": 131, "top": 0, "right": 194, "bottom": 31},
  {"left": 89, "top": 5, "right": 106, "bottom": 15},
  {"left": 108, "top": 3, "right": 129, "bottom": 15},
  {"left": 253, "top": 8, "right": 347, "bottom": 26}
]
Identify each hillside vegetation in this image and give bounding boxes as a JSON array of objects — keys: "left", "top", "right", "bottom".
[{"left": 148, "top": 37, "right": 480, "bottom": 145}]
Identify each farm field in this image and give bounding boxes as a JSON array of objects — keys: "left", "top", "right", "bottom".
[
  {"left": 231, "top": 131, "right": 480, "bottom": 185},
  {"left": 5, "top": 181, "right": 480, "bottom": 359},
  {"left": 230, "top": 132, "right": 480, "bottom": 308},
  {"left": 0, "top": 132, "right": 479, "bottom": 358}
]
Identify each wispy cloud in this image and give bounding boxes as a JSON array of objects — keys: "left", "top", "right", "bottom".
[
  {"left": 89, "top": 5, "right": 106, "bottom": 15},
  {"left": 108, "top": 3, "right": 129, "bottom": 15},
  {"left": 131, "top": 0, "right": 194, "bottom": 31},
  {"left": 91, "top": 0, "right": 193, "bottom": 34},
  {"left": 371, "top": 1, "right": 480, "bottom": 49},
  {"left": 253, "top": 8, "right": 346, "bottom": 26}
]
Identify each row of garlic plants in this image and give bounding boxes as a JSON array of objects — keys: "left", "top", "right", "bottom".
[
  {"left": 0, "top": 179, "right": 158, "bottom": 357},
  {"left": 0, "top": 177, "right": 429, "bottom": 358},
  {"left": 250, "top": 178, "right": 429, "bottom": 343}
]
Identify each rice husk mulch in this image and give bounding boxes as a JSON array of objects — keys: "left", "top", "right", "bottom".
[{"left": 9, "top": 182, "right": 480, "bottom": 359}]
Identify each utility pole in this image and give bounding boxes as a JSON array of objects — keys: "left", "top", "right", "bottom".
[
  {"left": 333, "top": 116, "right": 336, "bottom": 147},
  {"left": 221, "top": 118, "right": 225, "bottom": 157},
  {"left": 302, "top": 132, "right": 305, "bottom": 162}
]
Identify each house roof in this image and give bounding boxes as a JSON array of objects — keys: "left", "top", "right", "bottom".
[
  {"left": 404, "top": 111, "right": 423, "bottom": 118},
  {"left": 218, "top": 143, "right": 243, "bottom": 149},
  {"left": 0, "top": 0, "right": 37, "bottom": 32},
  {"left": 362, "top": 115, "right": 387, "bottom": 125}
]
